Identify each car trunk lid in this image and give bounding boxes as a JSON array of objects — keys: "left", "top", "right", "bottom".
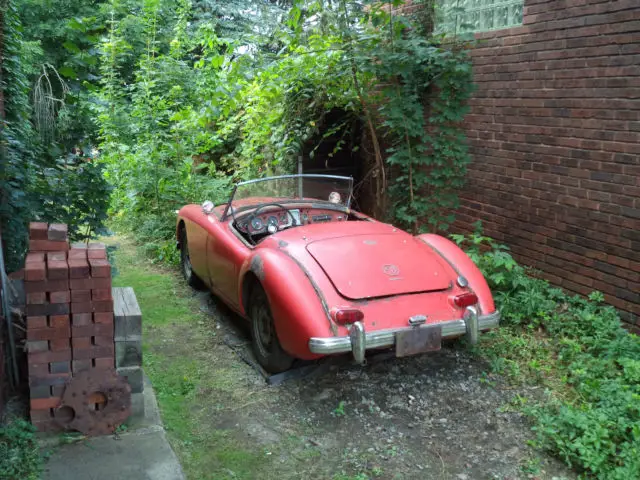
[{"left": 306, "top": 233, "right": 452, "bottom": 300}]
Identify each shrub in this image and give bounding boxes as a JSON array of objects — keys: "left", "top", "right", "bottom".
[
  {"left": 0, "top": 418, "right": 43, "bottom": 480},
  {"left": 453, "top": 225, "right": 640, "bottom": 479}
]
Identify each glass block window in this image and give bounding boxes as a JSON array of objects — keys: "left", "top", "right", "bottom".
[{"left": 435, "top": 0, "right": 523, "bottom": 34}]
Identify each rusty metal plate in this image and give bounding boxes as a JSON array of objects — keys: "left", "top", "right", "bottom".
[
  {"left": 395, "top": 326, "right": 442, "bottom": 357},
  {"left": 54, "top": 369, "right": 131, "bottom": 436}
]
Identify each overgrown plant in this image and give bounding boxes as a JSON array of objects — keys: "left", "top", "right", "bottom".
[
  {"left": 0, "top": 418, "right": 43, "bottom": 480},
  {"left": 453, "top": 226, "right": 640, "bottom": 479}
]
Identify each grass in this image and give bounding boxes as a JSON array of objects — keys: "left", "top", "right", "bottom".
[{"left": 107, "top": 235, "right": 277, "bottom": 479}]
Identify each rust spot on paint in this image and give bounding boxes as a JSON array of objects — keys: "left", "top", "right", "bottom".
[
  {"left": 250, "top": 255, "right": 265, "bottom": 281},
  {"left": 278, "top": 240, "right": 288, "bottom": 248}
]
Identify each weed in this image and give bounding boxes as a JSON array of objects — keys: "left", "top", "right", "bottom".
[
  {"left": 455, "top": 226, "right": 640, "bottom": 479},
  {"left": 0, "top": 418, "right": 43, "bottom": 480},
  {"left": 333, "top": 401, "right": 346, "bottom": 417}
]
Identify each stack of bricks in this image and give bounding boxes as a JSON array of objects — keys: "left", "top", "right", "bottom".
[{"left": 24, "top": 222, "right": 114, "bottom": 431}]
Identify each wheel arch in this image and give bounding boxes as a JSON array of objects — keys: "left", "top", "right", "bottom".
[
  {"left": 416, "top": 233, "right": 496, "bottom": 314},
  {"left": 238, "top": 249, "right": 332, "bottom": 360}
]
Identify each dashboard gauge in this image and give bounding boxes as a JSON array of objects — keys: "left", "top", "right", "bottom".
[
  {"left": 268, "top": 216, "right": 279, "bottom": 228},
  {"left": 250, "top": 217, "right": 264, "bottom": 231}
]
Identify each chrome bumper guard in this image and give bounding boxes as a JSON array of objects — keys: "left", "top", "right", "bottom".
[{"left": 309, "top": 307, "right": 500, "bottom": 364}]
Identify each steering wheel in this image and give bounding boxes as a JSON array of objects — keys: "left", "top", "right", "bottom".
[{"left": 247, "top": 203, "right": 297, "bottom": 245}]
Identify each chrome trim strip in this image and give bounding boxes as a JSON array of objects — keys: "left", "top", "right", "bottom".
[{"left": 309, "top": 311, "right": 500, "bottom": 355}]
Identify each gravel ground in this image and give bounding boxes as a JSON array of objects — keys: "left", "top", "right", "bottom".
[{"left": 195, "top": 292, "right": 574, "bottom": 480}]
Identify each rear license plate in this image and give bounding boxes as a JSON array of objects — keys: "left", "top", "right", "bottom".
[{"left": 395, "top": 326, "right": 442, "bottom": 357}]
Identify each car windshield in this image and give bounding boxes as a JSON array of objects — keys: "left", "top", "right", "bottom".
[{"left": 224, "top": 174, "right": 353, "bottom": 218}]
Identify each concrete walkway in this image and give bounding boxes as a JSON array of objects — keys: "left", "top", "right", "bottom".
[{"left": 42, "top": 377, "right": 184, "bottom": 480}]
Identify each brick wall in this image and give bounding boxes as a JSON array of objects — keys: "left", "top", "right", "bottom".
[{"left": 455, "top": 0, "right": 640, "bottom": 326}]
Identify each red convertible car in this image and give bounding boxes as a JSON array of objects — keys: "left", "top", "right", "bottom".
[{"left": 176, "top": 175, "right": 499, "bottom": 373}]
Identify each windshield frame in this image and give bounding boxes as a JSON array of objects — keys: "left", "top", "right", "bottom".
[{"left": 222, "top": 174, "right": 354, "bottom": 221}]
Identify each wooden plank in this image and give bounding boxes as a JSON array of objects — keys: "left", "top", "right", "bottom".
[{"left": 112, "top": 286, "right": 142, "bottom": 341}]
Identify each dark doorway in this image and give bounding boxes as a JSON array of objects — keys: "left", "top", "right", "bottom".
[{"left": 301, "top": 108, "right": 373, "bottom": 215}]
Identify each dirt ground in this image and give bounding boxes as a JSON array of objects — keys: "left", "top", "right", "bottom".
[{"left": 152, "top": 288, "right": 574, "bottom": 480}]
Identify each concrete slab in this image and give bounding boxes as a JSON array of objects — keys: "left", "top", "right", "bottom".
[{"left": 42, "top": 376, "right": 184, "bottom": 480}]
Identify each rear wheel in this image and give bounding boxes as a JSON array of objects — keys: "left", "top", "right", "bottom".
[
  {"left": 249, "top": 284, "right": 294, "bottom": 373},
  {"left": 179, "top": 227, "right": 205, "bottom": 290}
]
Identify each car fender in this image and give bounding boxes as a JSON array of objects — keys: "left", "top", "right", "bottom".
[
  {"left": 416, "top": 234, "right": 496, "bottom": 315},
  {"left": 238, "top": 248, "right": 333, "bottom": 360}
]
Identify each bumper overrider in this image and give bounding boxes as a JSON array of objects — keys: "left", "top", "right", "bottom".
[{"left": 309, "top": 307, "right": 500, "bottom": 364}]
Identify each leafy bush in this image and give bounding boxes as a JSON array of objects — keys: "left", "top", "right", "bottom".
[
  {"left": 453, "top": 225, "right": 640, "bottom": 479},
  {"left": 33, "top": 156, "right": 111, "bottom": 242},
  {"left": 0, "top": 418, "right": 43, "bottom": 480}
]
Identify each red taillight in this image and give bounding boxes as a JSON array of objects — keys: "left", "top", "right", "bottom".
[
  {"left": 453, "top": 292, "right": 478, "bottom": 308},
  {"left": 333, "top": 309, "right": 364, "bottom": 325}
]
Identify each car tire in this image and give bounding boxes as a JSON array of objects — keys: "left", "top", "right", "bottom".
[
  {"left": 249, "top": 284, "right": 294, "bottom": 374},
  {"left": 179, "top": 227, "right": 205, "bottom": 290}
]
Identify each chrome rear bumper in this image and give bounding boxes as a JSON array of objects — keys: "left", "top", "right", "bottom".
[{"left": 309, "top": 308, "right": 500, "bottom": 363}]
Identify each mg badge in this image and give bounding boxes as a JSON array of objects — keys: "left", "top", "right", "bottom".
[{"left": 382, "top": 264, "right": 400, "bottom": 276}]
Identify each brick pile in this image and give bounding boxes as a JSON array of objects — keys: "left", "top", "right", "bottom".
[{"left": 25, "top": 222, "right": 114, "bottom": 431}]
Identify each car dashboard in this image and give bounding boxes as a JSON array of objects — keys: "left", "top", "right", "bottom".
[{"left": 235, "top": 207, "right": 349, "bottom": 236}]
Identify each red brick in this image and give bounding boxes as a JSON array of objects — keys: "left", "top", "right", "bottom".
[
  {"left": 92, "top": 336, "right": 113, "bottom": 347},
  {"left": 47, "top": 223, "right": 68, "bottom": 241},
  {"left": 27, "top": 292, "right": 46, "bottom": 305},
  {"left": 29, "top": 239, "right": 69, "bottom": 252},
  {"left": 93, "top": 357, "right": 114, "bottom": 370},
  {"left": 71, "top": 302, "right": 92, "bottom": 314},
  {"left": 27, "top": 316, "right": 48, "bottom": 329},
  {"left": 72, "top": 323, "right": 113, "bottom": 338},
  {"left": 72, "top": 313, "right": 92, "bottom": 326},
  {"left": 89, "top": 259, "right": 111, "bottom": 278},
  {"left": 87, "top": 249, "right": 107, "bottom": 260},
  {"left": 92, "top": 300, "right": 113, "bottom": 313},
  {"left": 72, "top": 344, "right": 114, "bottom": 360},
  {"left": 68, "top": 259, "right": 90, "bottom": 279},
  {"left": 68, "top": 247, "right": 87, "bottom": 260},
  {"left": 24, "top": 279, "right": 69, "bottom": 293},
  {"left": 91, "top": 278, "right": 112, "bottom": 289},
  {"left": 49, "top": 338, "right": 70, "bottom": 352},
  {"left": 49, "top": 315, "right": 70, "bottom": 329},
  {"left": 94, "top": 312, "right": 114, "bottom": 324},
  {"left": 46, "top": 251, "right": 66, "bottom": 262},
  {"left": 29, "top": 222, "right": 48, "bottom": 240},
  {"left": 28, "top": 349, "right": 71, "bottom": 363},
  {"left": 28, "top": 363, "right": 49, "bottom": 376},
  {"left": 72, "top": 360, "right": 92, "bottom": 373},
  {"left": 27, "top": 326, "right": 70, "bottom": 341},
  {"left": 91, "top": 289, "right": 112, "bottom": 301},
  {"left": 46, "top": 260, "right": 68, "bottom": 280},
  {"left": 69, "top": 278, "right": 90, "bottom": 290},
  {"left": 71, "top": 289, "right": 91, "bottom": 303},
  {"left": 30, "top": 397, "right": 61, "bottom": 410},
  {"left": 49, "top": 290, "right": 71, "bottom": 304},
  {"left": 26, "top": 340, "right": 49, "bottom": 353},
  {"left": 24, "top": 262, "right": 46, "bottom": 281},
  {"left": 26, "top": 252, "right": 45, "bottom": 264},
  {"left": 72, "top": 337, "right": 92, "bottom": 349}
]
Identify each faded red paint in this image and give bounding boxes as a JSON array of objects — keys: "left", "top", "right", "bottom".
[{"left": 177, "top": 203, "right": 496, "bottom": 360}]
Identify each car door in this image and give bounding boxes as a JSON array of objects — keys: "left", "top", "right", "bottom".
[{"left": 206, "top": 220, "right": 250, "bottom": 311}]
